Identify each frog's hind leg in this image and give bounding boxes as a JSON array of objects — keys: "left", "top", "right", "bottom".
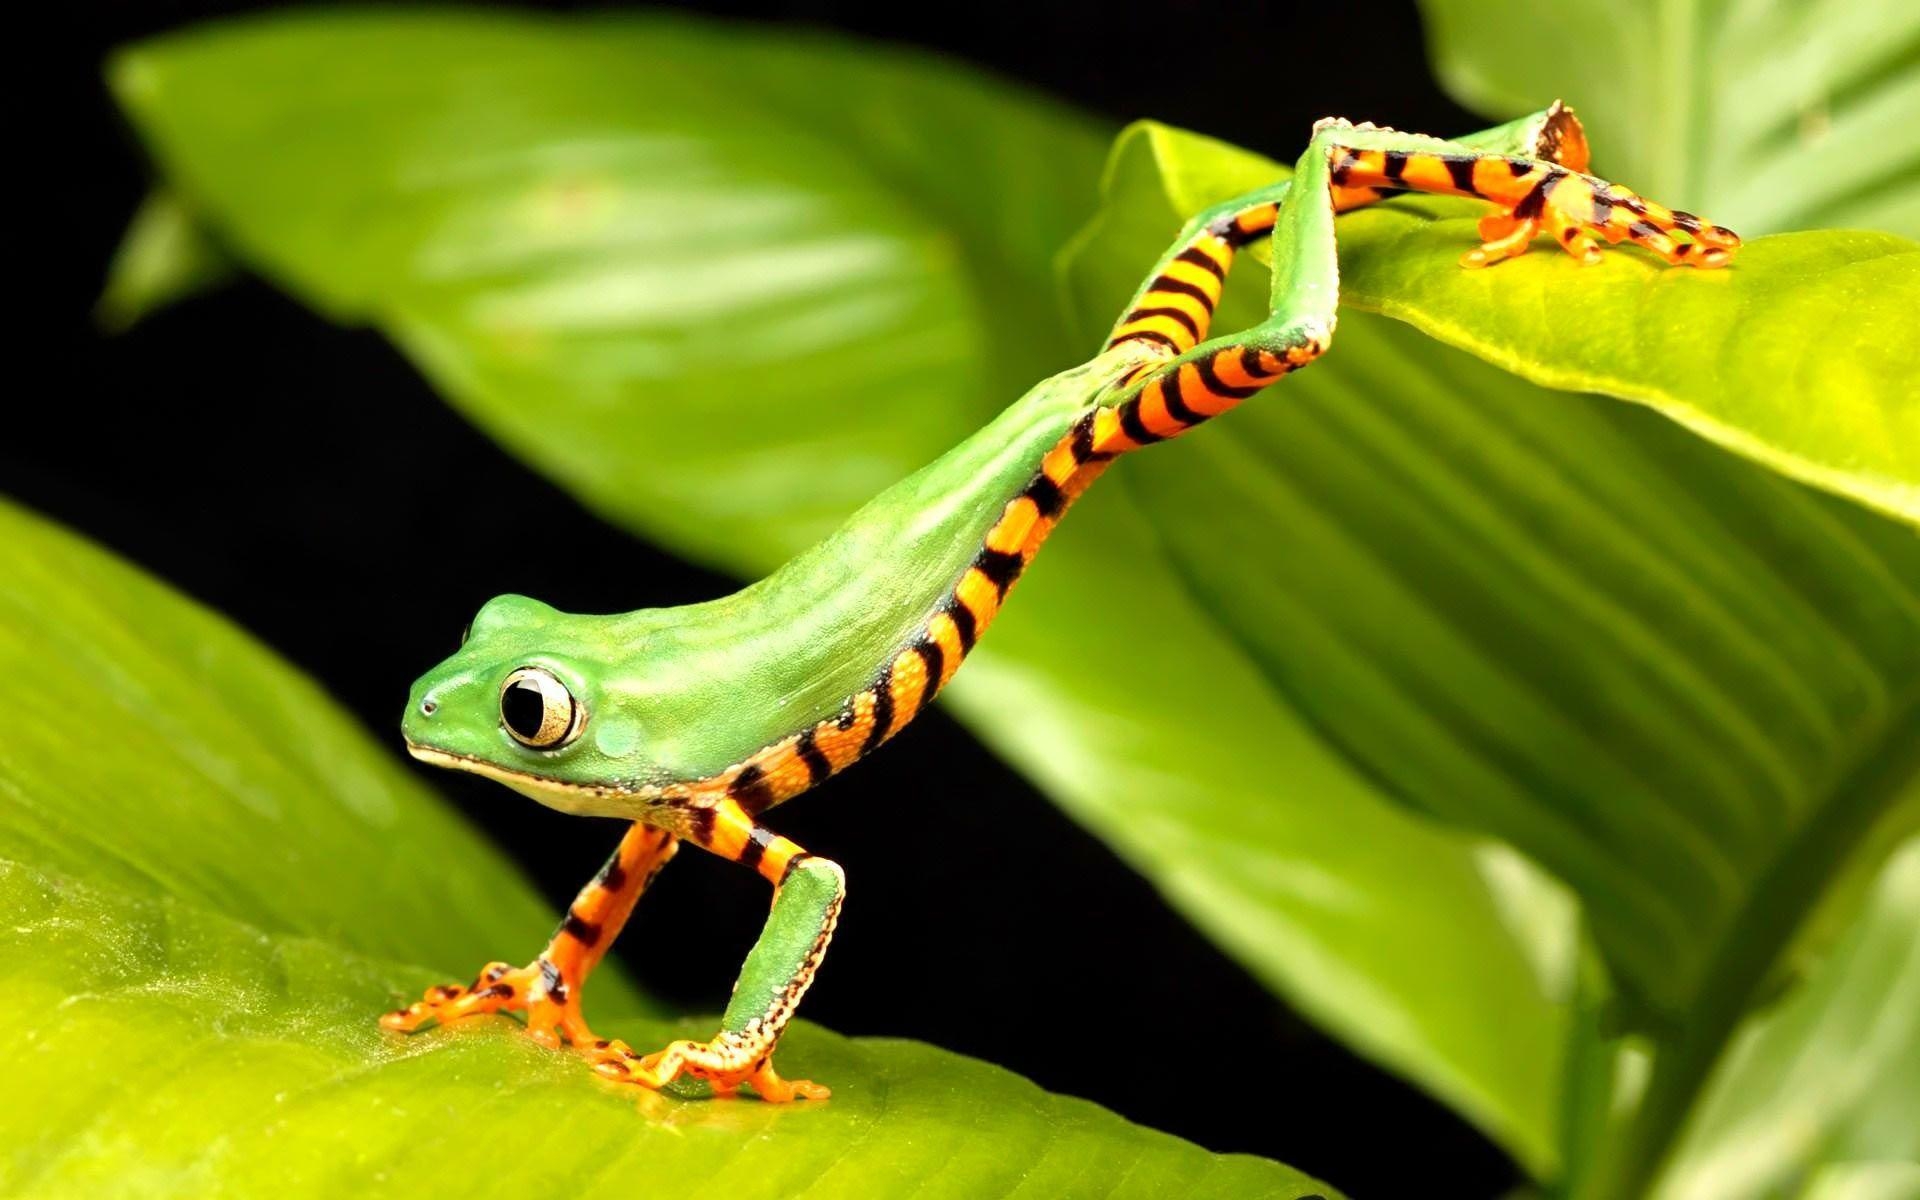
[
  {"left": 1087, "top": 111, "right": 1744, "bottom": 456},
  {"left": 587, "top": 798, "right": 841, "bottom": 1102},
  {"left": 382, "top": 821, "right": 677, "bottom": 1049},
  {"left": 1101, "top": 103, "right": 1600, "bottom": 381}
]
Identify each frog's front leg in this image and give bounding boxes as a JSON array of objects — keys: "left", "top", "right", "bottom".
[
  {"left": 587, "top": 798, "right": 841, "bottom": 1101},
  {"left": 1318, "top": 120, "right": 1741, "bottom": 268},
  {"left": 382, "top": 821, "right": 677, "bottom": 1049}
]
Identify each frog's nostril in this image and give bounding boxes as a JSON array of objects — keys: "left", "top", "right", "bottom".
[{"left": 420, "top": 699, "right": 438, "bottom": 717}]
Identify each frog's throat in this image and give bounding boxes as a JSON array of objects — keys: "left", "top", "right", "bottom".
[{"left": 403, "top": 740, "right": 650, "bottom": 817}]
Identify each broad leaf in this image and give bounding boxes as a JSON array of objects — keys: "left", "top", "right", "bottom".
[
  {"left": 0, "top": 498, "right": 1337, "bottom": 1198},
  {"left": 108, "top": 9, "right": 1107, "bottom": 570},
  {"left": 0, "top": 499, "right": 570, "bottom": 979},
  {"left": 1652, "top": 833, "right": 1920, "bottom": 1200},
  {"left": 1418, "top": 0, "right": 1920, "bottom": 525},
  {"left": 1068, "top": 125, "right": 1920, "bottom": 1195},
  {"left": 106, "top": 9, "right": 1576, "bottom": 1176},
  {"left": 1418, "top": 0, "right": 1920, "bottom": 239}
]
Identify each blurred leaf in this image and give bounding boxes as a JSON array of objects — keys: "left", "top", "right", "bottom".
[
  {"left": 95, "top": 188, "right": 233, "bottom": 330},
  {"left": 1068, "top": 125, "right": 1920, "bottom": 1196},
  {"left": 1652, "top": 833, "right": 1920, "bottom": 1200},
  {"left": 108, "top": 9, "right": 1108, "bottom": 571},
  {"left": 1418, "top": 0, "right": 1920, "bottom": 238},
  {"left": 107, "top": 8, "right": 1580, "bottom": 1177},
  {"left": 0, "top": 499, "right": 1337, "bottom": 1199}
]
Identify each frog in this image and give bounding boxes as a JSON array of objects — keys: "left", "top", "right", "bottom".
[{"left": 384, "top": 102, "right": 1738, "bottom": 1101}]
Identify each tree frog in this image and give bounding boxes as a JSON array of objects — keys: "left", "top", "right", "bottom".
[{"left": 384, "top": 103, "right": 1738, "bottom": 1101}]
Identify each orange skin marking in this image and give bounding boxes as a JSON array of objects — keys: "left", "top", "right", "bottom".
[
  {"left": 1159, "top": 257, "right": 1225, "bottom": 300},
  {"left": 1214, "top": 349, "right": 1283, "bottom": 390},
  {"left": 926, "top": 613, "right": 966, "bottom": 685},
  {"left": 1041, "top": 440, "right": 1081, "bottom": 486},
  {"left": 1136, "top": 287, "right": 1214, "bottom": 327},
  {"left": 887, "top": 647, "right": 930, "bottom": 725},
  {"left": 985, "top": 496, "right": 1040, "bottom": 555},
  {"left": 955, "top": 567, "right": 1002, "bottom": 630},
  {"left": 810, "top": 692, "right": 876, "bottom": 770},
  {"left": 1134, "top": 379, "right": 1181, "bottom": 437},
  {"left": 1111, "top": 312, "right": 1201, "bottom": 349},
  {"left": 1177, "top": 361, "right": 1242, "bottom": 419},
  {"left": 702, "top": 801, "right": 802, "bottom": 883},
  {"left": 744, "top": 741, "right": 813, "bottom": 802},
  {"left": 1091, "top": 406, "right": 1141, "bottom": 454}
]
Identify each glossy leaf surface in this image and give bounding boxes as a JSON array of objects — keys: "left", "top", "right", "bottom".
[
  {"left": 0, "top": 499, "right": 1335, "bottom": 1198},
  {"left": 1069, "top": 121, "right": 1920, "bottom": 1194}
]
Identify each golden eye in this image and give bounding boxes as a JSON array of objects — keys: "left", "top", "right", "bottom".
[{"left": 499, "top": 667, "right": 582, "bottom": 750}]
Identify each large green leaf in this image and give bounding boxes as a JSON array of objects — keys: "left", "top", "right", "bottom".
[
  {"left": 1412, "top": 0, "right": 1920, "bottom": 526},
  {"left": 0, "top": 496, "right": 567, "bottom": 979},
  {"left": 108, "top": 9, "right": 1106, "bottom": 571},
  {"left": 1418, "top": 0, "right": 1920, "bottom": 239},
  {"left": 1067, "top": 124, "right": 1920, "bottom": 1195},
  {"left": 106, "top": 9, "right": 1576, "bottom": 1177},
  {"left": 1652, "top": 833, "right": 1920, "bottom": 1200},
  {"left": 0, "top": 498, "right": 1337, "bottom": 1198}
]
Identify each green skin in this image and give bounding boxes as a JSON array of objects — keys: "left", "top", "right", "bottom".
[
  {"left": 399, "top": 350, "right": 1144, "bottom": 806},
  {"left": 399, "top": 108, "right": 1583, "bottom": 1072}
]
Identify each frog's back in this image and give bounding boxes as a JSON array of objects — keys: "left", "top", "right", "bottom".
[{"left": 620, "top": 348, "right": 1144, "bottom": 792}]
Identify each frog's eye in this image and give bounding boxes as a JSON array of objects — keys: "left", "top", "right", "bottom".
[{"left": 499, "top": 667, "right": 582, "bottom": 750}]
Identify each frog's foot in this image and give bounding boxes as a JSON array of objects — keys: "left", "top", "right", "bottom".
[
  {"left": 586, "top": 1032, "right": 830, "bottom": 1103},
  {"left": 1463, "top": 177, "right": 1741, "bottom": 269},
  {"left": 381, "top": 959, "right": 594, "bottom": 1050}
]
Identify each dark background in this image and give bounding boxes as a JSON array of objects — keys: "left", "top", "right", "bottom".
[{"left": 34, "top": 3, "right": 1502, "bottom": 1193}]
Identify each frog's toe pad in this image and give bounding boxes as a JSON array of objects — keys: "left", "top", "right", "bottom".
[{"left": 588, "top": 1036, "right": 829, "bottom": 1102}]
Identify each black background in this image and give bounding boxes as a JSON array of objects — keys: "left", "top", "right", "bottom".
[{"left": 34, "top": 3, "right": 1507, "bottom": 1193}]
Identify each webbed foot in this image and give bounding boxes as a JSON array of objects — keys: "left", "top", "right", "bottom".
[
  {"left": 381, "top": 958, "right": 594, "bottom": 1049},
  {"left": 586, "top": 1032, "right": 829, "bottom": 1102},
  {"left": 1463, "top": 177, "right": 1740, "bottom": 269}
]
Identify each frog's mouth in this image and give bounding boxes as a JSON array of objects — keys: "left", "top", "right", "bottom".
[{"left": 403, "top": 739, "right": 642, "bottom": 817}]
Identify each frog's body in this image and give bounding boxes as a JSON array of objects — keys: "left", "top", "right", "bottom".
[{"left": 386, "top": 104, "right": 1739, "bottom": 1101}]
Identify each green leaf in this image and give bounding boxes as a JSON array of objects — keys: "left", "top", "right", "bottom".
[
  {"left": 1129, "top": 123, "right": 1920, "bottom": 527},
  {"left": 108, "top": 9, "right": 1108, "bottom": 572},
  {"left": 1340, "top": 208, "right": 1919, "bottom": 527},
  {"left": 95, "top": 188, "right": 234, "bottom": 331},
  {"left": 1652, "top": 832, "right": 1920, "bottom": 1199},
  {"left": 1069, "top": 124, "right": 1920, "bottom": 1194},
  {"left": 0, "top": 498, "right": 571, "bottom": 979},
  {"left": 107, "top": 9, "right": 1578, "bottom": 1177},
  {"left": 1417, "top": 0, "right": 1920, "bottom": 239},
  {"left": 0, "top": 498, "right": 1336, "bottom": 1198}
]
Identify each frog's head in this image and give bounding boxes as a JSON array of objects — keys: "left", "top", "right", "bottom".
[{"left": 400, "top": 593, "right": 651, "bottom": 817}]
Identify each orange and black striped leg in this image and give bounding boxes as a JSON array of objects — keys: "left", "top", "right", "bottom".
[
  {"left": 586, "top": 800, "right": 841, "bottom": 1102},
  {"left": 382, "top": 822, "right": 677, "bottom": 1050},
  {"left": 1102, "top": 107, "right": 1597, "bottom": 369},
  {"left": 1089, "top": 330, "right": 1320, "bottom": 454},
  {"left": 1319, "top": 119, "right": 1741, "bottom": 268}
]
